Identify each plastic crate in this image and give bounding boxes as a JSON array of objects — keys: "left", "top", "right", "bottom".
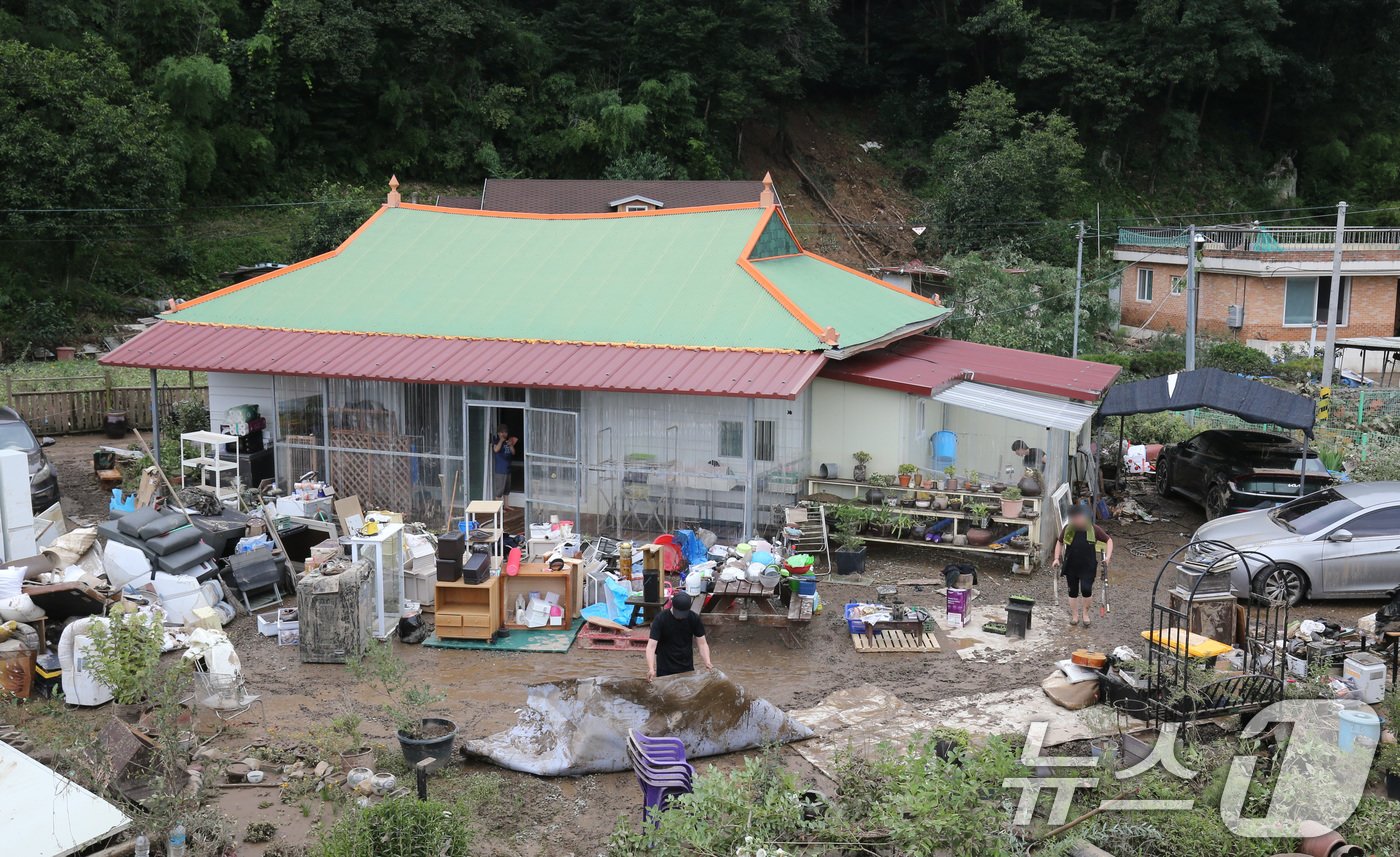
[{"left": 844, "top": 602, "right": 883, "bottom": 635}]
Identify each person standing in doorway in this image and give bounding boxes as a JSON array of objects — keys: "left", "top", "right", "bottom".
[
  {"left": 491, "top": 424, "right": 517, "bottom": 506},
  {"left": 1052, "top": 504, "right": 1113, "bottom": 628},
  {"left": 646, "top": 591, "right": 713, "bottom": 681}
]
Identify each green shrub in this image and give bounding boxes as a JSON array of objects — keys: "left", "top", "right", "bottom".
[
  {"left": 1202, "top": 341, "right": 1272, "bottom": 376},
  {"left": 1351, "top": 438, "right": 1400, "bottom": 482},
  {"left": 1128, "top": 349, "right": 1186, "bottom": 377},
  {"left": 1274, "top": 357, "right": 1321, "bottom": 383},
  {"left": 311, "top": 797, "right": 472, "bottom": 857},
  {"left": 1120, "top": 411, "right": 1197, "bottom": 445},
  {"left": 1078, "top": 352, "right": 1134, "bottom": 369}
]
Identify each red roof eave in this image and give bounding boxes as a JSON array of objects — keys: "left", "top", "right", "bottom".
[
  {"left": 820, "top": 337, "right": 1122, "bottom": 402},
  {"left": 102, "top": 323, "right": 825, "bottom": 399}
]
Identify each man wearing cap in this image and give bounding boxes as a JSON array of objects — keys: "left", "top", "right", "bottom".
[
  {"left": 1052, "top": 504, "right": 1113, "bottom": 628},
  {"left": 646, "top": 591, "right": 713, "bottom": 681}
]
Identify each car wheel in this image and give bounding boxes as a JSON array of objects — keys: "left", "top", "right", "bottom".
[
  {"left": 1205, "top": 481, "right": 1232, "bottom": 520},
  {"left": 1156, "top": 460, "right": 1172, "bottom": 496},
  {"left": 1252, "top": 564, "right": 1307, "bottom": 607}
]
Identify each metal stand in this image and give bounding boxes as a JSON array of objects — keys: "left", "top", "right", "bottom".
[{"left": 1145, "top": 541, "right": 1289, "bottom": 728}]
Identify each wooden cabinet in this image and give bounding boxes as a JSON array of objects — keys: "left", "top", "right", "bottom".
[{"left": 434, "top": 576, "right": 501, "bottom": 641}]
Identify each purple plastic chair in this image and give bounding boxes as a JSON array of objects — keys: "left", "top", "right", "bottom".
[{"left": 628, "top": 730, "right": 694, "bottom": 821}]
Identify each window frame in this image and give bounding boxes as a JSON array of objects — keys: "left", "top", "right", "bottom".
[
  {"left": 717, "top": 419, "right": 776, "bottom": 461},
  {"left": 1282, "top": 276, "right": 1351, "bottom": 328},
  {"left": 1135, "top": 268, "right": 1154, "bottom": 302},
  {"left": 1334, "top": 505, "right": 1400, "bottom": 539},
  {"left": 1170, "top": 275, "right": 1185, "bottom": 296},
  {"left": 623, "top": 204, "right": 649, "bottom": 213}
]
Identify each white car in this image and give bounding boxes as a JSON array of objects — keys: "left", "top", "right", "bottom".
[{"left": 1191, "top": 482, "right": 1400, "bottom": 606}]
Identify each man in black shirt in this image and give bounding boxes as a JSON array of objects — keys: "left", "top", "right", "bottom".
[{"left": 646, "top": 591, "right": 713, "bottom": 681}]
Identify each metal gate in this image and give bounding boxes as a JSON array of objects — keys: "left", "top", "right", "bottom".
[{"left": 523, "top": 407, "right": 581, "bottom": 528}]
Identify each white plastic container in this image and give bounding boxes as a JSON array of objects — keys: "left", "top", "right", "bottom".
[{"left": 1343, "top": 652, "right": 1387, "bottom": 704}]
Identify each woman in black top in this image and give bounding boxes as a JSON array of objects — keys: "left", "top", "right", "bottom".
[{"left": 1052, "top": 505, "right": 1113, "bottom": 628}]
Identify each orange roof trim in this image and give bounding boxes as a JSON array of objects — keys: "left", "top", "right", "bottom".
[{"left": 172, "top": 205, "right": 389, "bottom": 313}]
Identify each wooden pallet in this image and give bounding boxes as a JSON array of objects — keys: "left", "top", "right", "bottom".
[
  {"left": 850, "top": 630, "right": 939, "bottom": 653},
  {"left": 579, "top": 626, "right": 651, "bottom": 652}
]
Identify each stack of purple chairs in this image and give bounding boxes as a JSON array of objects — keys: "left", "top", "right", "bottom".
[{"left": 627, "top": 730, "right": 695, "bottom": 821}]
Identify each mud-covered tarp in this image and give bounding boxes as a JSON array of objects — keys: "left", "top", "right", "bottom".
[{"left": 462, "top": 671, "right": 813, "bottom": 775}]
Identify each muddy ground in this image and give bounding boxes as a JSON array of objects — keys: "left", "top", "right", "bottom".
[{"left": 29, "top": 434, "right": 1383, "bottom": 855}]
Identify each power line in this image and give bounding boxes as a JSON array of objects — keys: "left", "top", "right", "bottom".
[{"left": 0, "top": 198, "right": 375, "bottom": 215}]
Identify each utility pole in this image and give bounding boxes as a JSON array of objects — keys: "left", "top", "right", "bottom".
[
  {"left": 1320, "top": 201, "right": 1349, "bottom": 394},
  {"left": 1072, "top": 220, "right": 1086, "bottom": 357},
  {"left": 1184, "top": 224, "right": 1198, "bottom": 371}
]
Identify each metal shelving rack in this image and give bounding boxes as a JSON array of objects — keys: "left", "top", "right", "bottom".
[
  {"left": 805, "top": 477, "right": 1042, "bottom": 562},
  {"left": 180, "top": 430, "right": 240, "bottom": 502}
]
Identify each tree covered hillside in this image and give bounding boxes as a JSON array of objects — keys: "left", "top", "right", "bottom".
[{"left": 3, "top": 0, "right": 1399, "bottom": 354}]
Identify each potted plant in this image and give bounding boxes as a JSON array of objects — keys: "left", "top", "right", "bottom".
[
  {"left": 965, "top": 469, "right": 980, "bottom": 490},
  {"left": 833, "top": 531, "right": 867, "bottom": 575},
  {"left": 1017, "top": 467, "right": 1043, "bottom": 497},
  {"left": 870, "top": 506, "right": 895, "bottom": 536},
  {"left": 965, "top": 502, "right": 994, "bottom": 546},
  {"left": 84, "top": 607, "right": 165, "bottom": 722},
  {"left": 897, "top": 463, "right": 918, "bottom": 488},
  {"left": 852, "top": 451, "right": 872, "bottom": 482},
  {"left": 891, "top": 513, "right": 915, "bottom": 540},
  {"left": 1378, "top": 744, "right": 1400, "bottom": 800},
  {"left": 1000, "top": 485, "right": 1024, "bottom": 519},
  {"left": 1116, "top": 658, "right": 1153, "bottom": 691},
  {"left": 332, "top": 712, "right": 375, "bottom": 769},
  {"left": 351, "top": 642, "right": 456, "bottom": 771},
  {"left": 942, "top": 464, "right": 958, "bottom": 490},
  {"left": 865, "top": 473, "right": 891, "bottom": 506}
]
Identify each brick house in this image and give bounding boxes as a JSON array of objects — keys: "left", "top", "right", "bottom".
[{"left": 1113, "top": 225, "right": 1400, "bottom": 356}]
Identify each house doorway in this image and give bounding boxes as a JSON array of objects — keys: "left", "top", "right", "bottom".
[{"left": 490, "top": 407, "right": 525, "bottom": 509}]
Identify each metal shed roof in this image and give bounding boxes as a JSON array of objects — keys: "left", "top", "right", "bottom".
[
  {"left": 103, "top": 323, "right": 826, "bottom": 398},
  {"left": 819, "top": 337, "right": 1122, "bottom": 401},
  {"left": 934, "top": 382, "right": 1099, "bottom": 432}
]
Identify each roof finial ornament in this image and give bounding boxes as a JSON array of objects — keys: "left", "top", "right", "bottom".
[
  {"left": 387, "top": 175, "right": 401, "bottom": 208},
  {"left": 759, "top": 172, "right": 775, "bottom": 208}
]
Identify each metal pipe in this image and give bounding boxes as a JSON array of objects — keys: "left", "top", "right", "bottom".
[
  {"left": 148, "top": 368, "right": 160, "bottom": 455},
  {"left": 1321, "top": 201, "right": 1348, "bottom": 392},
  {"left": 1072, "top": 220, "right": 1085, "bottom": 357}
]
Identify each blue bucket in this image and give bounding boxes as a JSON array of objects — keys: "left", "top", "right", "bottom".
[
  {"left": 1338, "top": 708, "right": 1381, "bottom": 751},
  {"left": 796, "top": 575, "right": 818, "bottom": 596}
]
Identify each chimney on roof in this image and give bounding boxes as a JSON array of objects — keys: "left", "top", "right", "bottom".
[
  {"left": 387, "top": 175, "right": 401, "bottom": 208},
  {"left": 759, "top": 172, "right": 775, "bottom": 208}
]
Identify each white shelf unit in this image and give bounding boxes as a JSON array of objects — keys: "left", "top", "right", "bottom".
[
  {"left": 180, "top": 430, "right": 240, "bottom": 501},
  {"left": 465, "top": 499, "right": 505, "bottom": 571},
  {"left": 349, "top": 521, "right": 405, "bottom": 640}
]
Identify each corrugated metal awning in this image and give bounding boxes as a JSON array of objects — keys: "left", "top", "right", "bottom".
[
  {"left": 102, "top": 322, "right": 825, "bottom": 399},
  {"left": 934, "top": 381, "right": 1098, "bottom": 432}
]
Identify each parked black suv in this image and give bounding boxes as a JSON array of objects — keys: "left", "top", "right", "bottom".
[
  {"left": 1156, "top": 429, "right": 1334, "bottom": 519},
  {"left": 0, "top": 406, "right": 60, "bottom": 513}
]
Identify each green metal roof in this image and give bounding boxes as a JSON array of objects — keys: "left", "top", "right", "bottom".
[
  {"left": 168, "top": 204, "right": 945, "bottom": 352},
  {"left": 752, "top": 254, "right": 943, "bottom": 348}
]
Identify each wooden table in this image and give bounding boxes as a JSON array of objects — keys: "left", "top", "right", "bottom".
[{"left": 701, "top": 579, "right": 811, "bottom": 648}]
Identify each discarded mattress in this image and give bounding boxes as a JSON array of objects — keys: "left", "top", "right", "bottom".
[{"left": 463, "top": 670, "right": 813, "bottom": 775}]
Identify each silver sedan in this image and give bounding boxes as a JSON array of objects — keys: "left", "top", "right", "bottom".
[{"left": 1190, "top": 481, "right": 1400, "bottom": 606}]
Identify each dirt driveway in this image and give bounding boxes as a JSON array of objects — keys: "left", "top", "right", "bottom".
[{"left": 36, "top": 433, "right": 1387, "bottom": 855}]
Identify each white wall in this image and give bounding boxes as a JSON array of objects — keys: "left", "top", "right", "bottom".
[
  {"left": 809, "top": 378, "right": 909, "bottom": 478},
  {"left": 208, "top": 372, "right": 276, "bottom": 438}
]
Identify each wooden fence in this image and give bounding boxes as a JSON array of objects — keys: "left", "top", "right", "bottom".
[{"left": 2, "top": 372, "right": 208, "bottom": 436}]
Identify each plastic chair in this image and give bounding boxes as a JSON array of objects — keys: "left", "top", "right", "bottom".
[{"left": 629, "top": 729, "right": 687, "bottom": 758}]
